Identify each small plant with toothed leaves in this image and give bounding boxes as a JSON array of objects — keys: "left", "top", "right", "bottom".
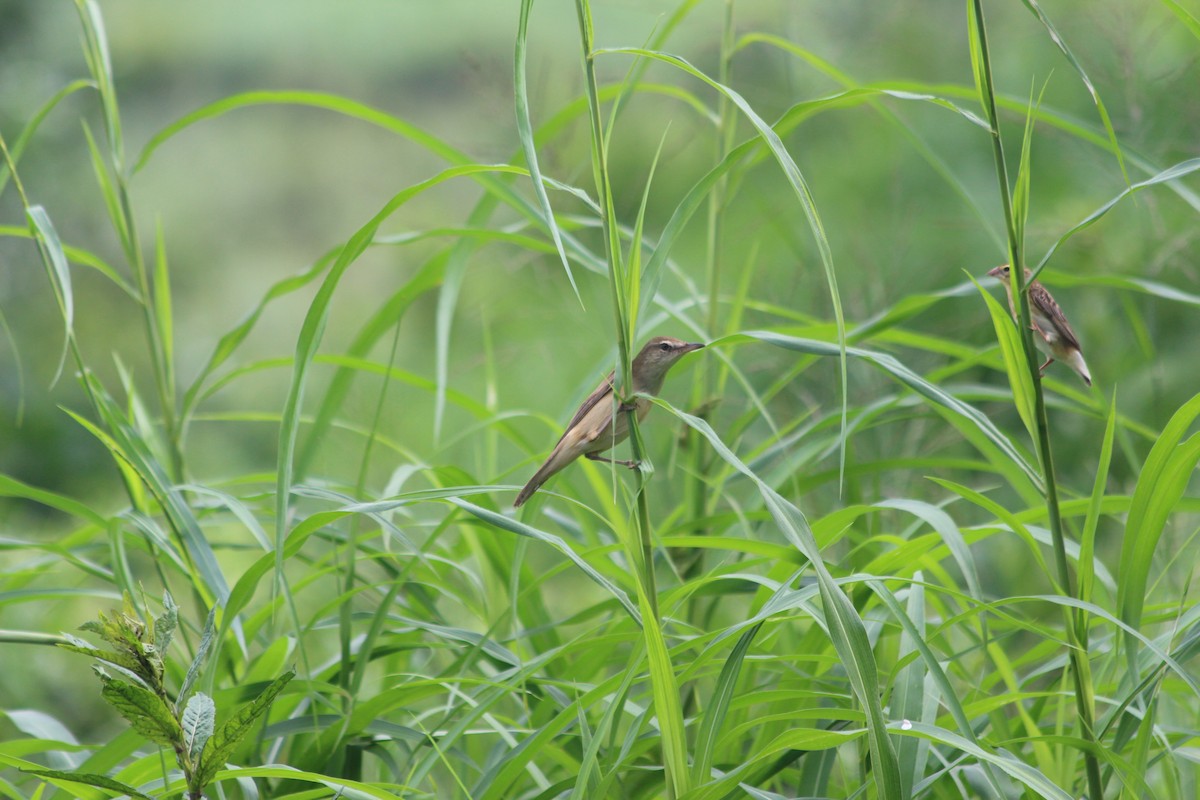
[{"left": 24, "top": 592, "right": 294, "bottom": 800}]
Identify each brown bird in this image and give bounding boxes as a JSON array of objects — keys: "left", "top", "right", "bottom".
[
  {"left": 987, "top": 264, "right": 1091, "bottom": 387},
  {"left": 513, "top": 336, "right": 704, "bottom": 507}
]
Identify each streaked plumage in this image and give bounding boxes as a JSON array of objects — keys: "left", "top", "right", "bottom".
[
  {"left": 513, "top": 336, "right": 704, "bottom": 507},
  {"left": 987, "top": 264, "right": 1091, "bottom": 387}
]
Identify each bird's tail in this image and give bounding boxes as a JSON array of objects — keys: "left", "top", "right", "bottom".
[
  {"left": 1068, "top": 350, "right": 1092, "bottom": 387},
  {"left": 513, "top": 459, "right": 558, "bottom": 507}
]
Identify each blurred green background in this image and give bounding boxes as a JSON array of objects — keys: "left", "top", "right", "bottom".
[{"left": 1, "top": 0, "right": 1198, "bottom": 740}]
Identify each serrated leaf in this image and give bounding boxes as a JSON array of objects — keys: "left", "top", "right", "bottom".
[
  {"left": 22, "top": 768, "right": 154, "bottom": 800},
  {"left": 60, "top": 632, "right": 94, "bottom": 650},
  {"left": 196, "top": 669, "right": 294, "bottom": 787},
  {"left": 77, "top": 620, "right": 107, "bottom": 637},
  {"left": 178, "top": 604, "right": 217, "bottom": 711},
  {"left": 154, "top": 590, "right": 178, "bottom": 653},
  {"left": 100, "top": 677, "right": 181, "bottom": 747},
  {"left": 182, "top": 692, "right": 216, "bottom": 764},
  {"left": 58, "top": 643, "right": 143, "bottom": 674}
]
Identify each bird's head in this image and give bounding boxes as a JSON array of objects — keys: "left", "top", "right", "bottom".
[
  {"left": 986, "top": 264, "right": 1010, "bottom": 279},
  {"left": 986, "top": 264, "right": 1033, "bottom": 283},
  {"left": 631, "top": 336, "right": 704, "bottom": 392}
]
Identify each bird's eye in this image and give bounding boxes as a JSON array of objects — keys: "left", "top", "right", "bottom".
[{"left": 659, "top": 342, "right": 672, "bottom": 352}]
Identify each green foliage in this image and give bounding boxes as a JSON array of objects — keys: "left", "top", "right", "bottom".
[
  {"left": 1, "top": 1, "right": 1198, "bottom": 799},
  {"left": 38, "top": 593, "right": 294, "bottom": 800}
]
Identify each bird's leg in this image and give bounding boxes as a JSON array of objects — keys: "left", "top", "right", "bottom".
[
  {"left": 1038, "top": 356, "right": 1054, "bottom": 376},
  {"left": 586, "top": 452, "right": 640, "bottom": 470}
]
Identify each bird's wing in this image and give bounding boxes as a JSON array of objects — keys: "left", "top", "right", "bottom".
[
  {"left": 553, "top": 371, "right": 616, "bottom": 447},
  {"left": 1030, "top": 281, "right": 1082, "bottom": 350}
]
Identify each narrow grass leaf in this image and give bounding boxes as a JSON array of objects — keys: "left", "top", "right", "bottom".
[
  {"left": 867, "top": 580, "right": 1010, "bottom": 796},
  {"left": 652, "top": 399, "right": 901, "bottom": 800},
  {"left": 1078, "top": 392, "right": 1117, "bottom": 607},
  {"left": 875, "top": 499, "right": 984, "bottom": 608},
  {"left": 1023, "top": 594, "right": 1200, "bottom": 698},
  {"left": 431, "top": 206, "right": 501, "bottom": 444},
  {"left": 152, "top": 220, "right": 174, "bottom": 396},
  {"left": 22, "top": 769, "right": 153, "bottom": 800},
  {"left": 1160, "top": 0, "right": 1200, "bottom": 39},
  {"left": 1117, "top": 391, "right": 1200, "bottom": 665},
  {"left": 569, "top": 658, "right": 641, "bottom": 800},
  {"left": 0, "top": 79, "right": 92, "bottom": 197},
  {"left": 974, "top": 277, "right": 1036, "bottom": 439},
  {"left": 896, "top": 721, "right": 1072, "bottom": 800},
  {"left": 181, "top": 255, "right": 329, "bottom": 423},
  {"left": 26, "top": 206, "right": 73, "bottom": 385},
  {"left": 448, "top": 498, "right": 640, "bottom": 623},
  {"left": 75, "top": 379, "right": 230, "bottom": 604},
  {"left": 274, "top": 163, "right": 525, "bottom": 562},
  {"left": 80, "top": 123, "right": 129, "bottom": 251},
  {"left": 203, "top": 765, "right": 409, "bottom": 800},
  {"left": 633, "top": 576, "right": 690, "bottom": 798},
  {"left": 73, "top": 0, "right": 123, "bottom": 167},
  {"left": 596, "top": 46, "right": 851, "bottom": 490},
  {"left": 1018, "top": 0, "right": 1128, "bottom": 182},
  {"left": 738, "top": 330, "right": 1042, "bottom": 489},
  {"left": 930, "top": 477, "right": 1054, "bottom": 583},
  {"left": 893, "top": 577, "right": 928, "bottom": 799},
  {"left": 0, "top": 474, "right": 106, "bottom": 527},
  {"left": 691, "top": 622, "right": 761, "bottom": 785},
  {"left": 1032, "top": 158, "right": 1200, "bottom": 280},
  {"left": 514, "top": 0, "right": 579, "bottom": 301}
]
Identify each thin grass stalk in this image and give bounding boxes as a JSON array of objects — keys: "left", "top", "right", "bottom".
[
  {"left": 335, "top": 320, "right": 404, "bottom": 727},
  {"left": 74, "top": 0, "right": 182, "bottom": 481},
  {"left": 969, "top": 2, "right": 1104, "bottom": 797},
  {"left": 574, "top": 2, "right": 690, "bottom": 795},
  {"left": 0, "top": 134, "right": 159, "bottom": 548},
  {"left": 685, "top": 0, "right": 737, "bottom": 578}
]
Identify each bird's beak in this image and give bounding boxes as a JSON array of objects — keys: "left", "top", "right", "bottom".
[
  {"left": 986, "top": 265, "right": 1005, "bottom": 279},
  {"left": 682, "top": 342, "right": 705, "bottom": 353}
]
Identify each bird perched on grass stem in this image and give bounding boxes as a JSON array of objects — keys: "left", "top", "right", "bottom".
[
  {"left": 513, "top": 336, "right": 704, "bottom": 507},
  {"left": 987, "top": 264, "right": 1091, "bottom": 387}
]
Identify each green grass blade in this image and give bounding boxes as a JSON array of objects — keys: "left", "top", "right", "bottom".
[
  {"left": 1117, "top": 391, "right": 1200, "bottom": 668},
  {"left": 25, "top": 206, "right": 74, "bottom": 386},
  {"left": 737, "top": 330, "right": 1043, "bottom": 490},
  {"left": 691, "top": 622, "right": 761, "bottom": 785},
  {"left": 897, "top": 721, "right": 1072, "bottom": 800},
  {"left": 974, "top": 276, "right": 1036, "bottom": 439},
  {"left": 1160, "top": 0, "right": 1200, "bottom": 39},
  {"left": 274, "top": 163, "right": 525, "bottom": 556},
  {"left": 151, "top": 220, "right": 175, "bottom": 409},
  {"left": 448, "top": 499, "right": 640, "bottom": 624},
  {"left": 1017, "top": 0, "right": 1128, "bottom": 183},
  {"left": 514, "top": 0, "right": 579, "bottom": 302},
  {"left": 1078, "top": 392, "right": 1117, "bottom": 609},
  {"left": 652, "top": 399, "right": 901, "bottom": 800},
  {"left": 1032, "top": 157, "right": 1200, "bottom": 280},
  {"left": 0, "top": 79, "right": 93, "bottom": 199},
  {"left": 595, "top": 46, "right": 851, "bottom": 490},
  {"left": 892, "top": 577, "right": 928, "bottom": 798}
]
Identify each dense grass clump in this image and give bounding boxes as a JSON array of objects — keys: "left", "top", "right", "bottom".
[{"left": 1, "top": 1, "right": 1198, "bottom": 798}]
